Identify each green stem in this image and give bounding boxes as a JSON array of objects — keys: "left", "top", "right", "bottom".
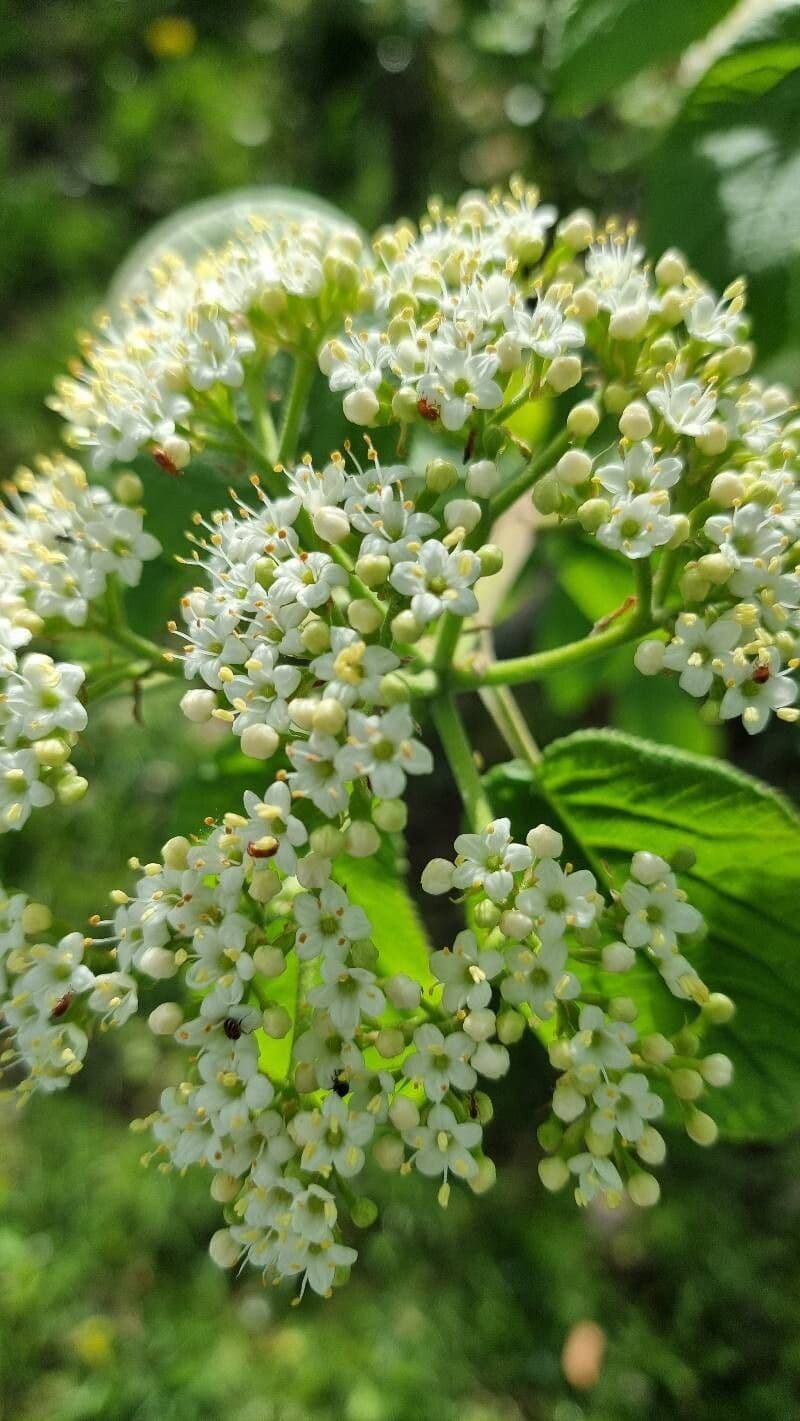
[
  {"left": 277, "top": 356, "right": 316, "bottom": 467},
  {"left": 453, "top": 610, "right": 652, "bottom": 690},
  {"left": 489, "top": 427, "right": 570, "bottom": 520},
  {"left": 431, "top": 695, "right": 493, "bottom": 831},
  {"left": 479, "top": 684, "right": 541, "bottom": 765},
  {"left": 432, "top": 611, "right": 463, "bottom": 675}
]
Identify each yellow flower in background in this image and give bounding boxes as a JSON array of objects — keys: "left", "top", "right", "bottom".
[{"left": 145, "top": 15, "right": 197, "bottom": 59}]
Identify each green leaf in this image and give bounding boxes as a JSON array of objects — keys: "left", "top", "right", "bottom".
[
  {"left": 485, "top": 732, "right": 800, "bottom": 1141},
  {"left": 645, "top": 3, "right": 800, "bottom": 364},
  {"left": 334, "top": 841, "right": 434, "bottom": 987},
  {"left": 548, "top": 0, "right": 738, "bottom": 115}
]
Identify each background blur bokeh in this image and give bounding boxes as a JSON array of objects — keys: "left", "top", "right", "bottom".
[{"left": 2, "top": 2, "right": 800, "bottom": 1417}]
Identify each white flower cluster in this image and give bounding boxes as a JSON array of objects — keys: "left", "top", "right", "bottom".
[
  {"left": 0, "top": 455, "right": 160, "bottom": 829},
  {"left": 423, "top": 825, "right": 733, "bottom": 1210},
  {"left": 316, "top": 184, "right": 798, "bottom": 733},
  {"left": 173, "top": 448, "right": 494, "bottom": 761},
  {"left": 49, "top": 213, "right": 370, "bottom": 472},
  {"left": 0, "top": 879, "right": 137, "bottom": 1097}
]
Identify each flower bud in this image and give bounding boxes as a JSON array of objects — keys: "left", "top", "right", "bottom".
[
  {"left": 348, "top": 599, "right": 384, "bottom": 635},
  {"left": 532, "top": 474, "right": 564, "bottom": 515},
  {"left": 473, "top": 898, "right": 501, "bottom": 929},
  {"left": 33, "top": 737, "right": 70, "bottom": 768},
  {"left": 558, "top": 209, "right": 594, "bottom": 251},
  {"left": 374, "top": 1134, "right": 405, "bottom": 1171},
  {"left": 147, "top": 1002, "right": 184, "bottom": 1035},
  {"left": 619, "top": 401, "right": 652, "bottom": 441},
  {"left": 640, "top": 1032, "right": 674, "bottom": 1065},
  {"left": 310, "top": 824, "right": 344, "bottom": 858},
  {"left": 556, "top": 449, "right": 593, "bottom": 487},
  {"left": 608, "top": 996, "right": 638, "bottom": 1023},
  {"left": 313, "top": 505, "right": 350, "bottom": 544},
  {"left": 546, "top": 355, "right": 582, "bottom": 393},
  {"left": 577, "top": 497, "right": 611, "bottom": 533},
  {"left": 385, "top": 973, "right": 421, "bottom": 1010},
  {"left": 572, "top": 286, "right": 598, "bottom": 321},
  {"left": 655, "top": 248, "right": 687, "bottom": 286},
  {"left": 57, "top": 773, "right": 89, "bottom": 806},
  {"left": 240, "top": 723, "right": 280, "bottom": 760},
  {"left": 420, "top": 857, "right": 454, "bottom": 895},
  {"left": 426, "top": 458, "right": 459, "bottom": 493},
  {"left": 637, "top": 1126, "right": 667, "bottom": 1166},
  {"left": 312, "top": 698, "right": 347, "bottom": 736},
  {"left": 391, "top": 610, "right": 423, "bottom": 644},
  {"left": 703, "top": 992, "right": 736, "bottom": 1025},
  {"left": 659, "top": 289, "right": 686, "bottom": 326},
  {"left": 138, "top": 947, "right": 177, "bottom": 984},
  {"left": 162, "top": 435, "right": 191, "bottom": 470},
  {"left": 719, "top": 343, "right": 753, "bottom": 378},
  {"left": 701, "top": 1053, "right": 733, "bottom": 1088},
  {"left": 345, "top": 820, "right": 380, "bottom": 858},
  {"left": 261, "top": 1005, "right": 291, "bottom": 1039},
  {"left": 671, "top": 1068, "right": 704, "bottom": 1101},
  {"left": 696, "top": 553, "right": 733, "bottom": 586},
  {"left": 566, "top": 400, "right": 600, "bottom": 440},
  {"left": 477, "top": 543, "right": 504, "bottom": 577},
  {"left": 471, "top": 1040, "right": 510, "bottom": 1078},
  {"left": 602, "top": 941, "right": 636, "bottom": 973},
  {"left": 343, "top": 387, "right": 379, "bottom": 425},
  {"left": 208, "top": 1230, "right": 240, "bottom": 1270},
  {"left": 496, "top": 1008, "right": 525, "bottom": 1045},
  {"left": 499, "top": 910, "right": 532, "bottom": 941},
  {"left": 466, "top": 459, "right": 500, "bottom": 497},
  {"left": 695, "top": 421, "right": 728, "bottom": 456},
  {"left": 709, "top": 471, "right": 744, "bottom": 506},
  {"left": 468, "top": 1156, "right": 497, "bottom": 1195},
  {"left": 248, "top": 868, "right": 281, "bottom": 903},
  {"left": 610, "top": 304, "right": 649, "bottom": 340},
  {"left": 349, "top": 1196, "right": 379, "bottom": 1228},
  {"left": 288, "top": 697, "right": 318, "bottom": 730},
  {"left": 680, "top": 566, "right": 711, "bottom": 602},
  {"left": 162, "top": 835, "right": 190, "bottom": 870},
  {"left": 685, "top": 1109, "right": 718, "bottom": 1147},
  {"left": 628, "top": 1172, "right": 660, "bottom": 1207},
  {"left": 180, "top": 689, "right": 217, "bottom": 723},
  {"left": 21, "top": 902, "right": 51, "bottom": 934},
  {"left": 252, "top": 944, "right": 286, "bottom": 978},
  {"left": 112, "top": 471, "right": 144, "bottom": 505},
  {"left": 376, "top": 1028, "right": 405, "bottom": 1059},
  {"left": 527, "top": 824, "right": 563, "bottom": 859},
  {"left": 210, "top": 1172, "right": 240, "bottom": 1204},
  {"left": 372, "top": 798, "right": 407, "bottom": 832},
  {"left": 355, "top": 554, "right": 391, "bottom": 588},
  {"left": 445, "top": 498, "right": 482, "bottom": 534},
  {"left": 464, "top": 1008, "right": 497, "bottom": 1042},
  {"left": 392, "top": 386, "right": 420, "bottom": 422},
  {"left": 538, "top": 1155, "right": 570, "bottom": 1192}
]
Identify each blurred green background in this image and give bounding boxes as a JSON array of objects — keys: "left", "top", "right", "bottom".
[{"left": 2, "top": 2, "right": 800, "bottom": 1417}]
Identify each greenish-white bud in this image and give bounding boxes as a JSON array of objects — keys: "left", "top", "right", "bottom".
[
  {"left": 343, "top": 387, "right": 380, "bottom": 425},
  {"left": 468, "top": 1156, "right": 497, "bottom": 1195},
  {"left": 373, "top": 1134, "right": 405, "bottom": 1171},
  {"left": 445, "top": 498, "right": 482, "bottom": 534},
  {"left": 636, "top": 1126, "right": 666, "bottom": 1166},
  {"left": 112, "top": 471, "right": 144, "bottom": 505},
  {"left": 566, "top": 400, "right": 600, "bottom": 440},
  {"left": 619, "top": 401, "right": 652, "bottom": 441},
  {"left": 641, "top": 1032, "right": 674, "bottom": 1065},
  {"left": 208, "top": 1230, "right": 241, "bottom": 1270},
  {"left": 496, "top": 1008, "right": 525, "bottom": 1045},
  {"left": 391, "top": 610, "right": 423, "bottom": 645},
  {"left": 671, "top": 1068, "right": 704, "bottom": 1101},
  {"left": 252, "top": 944, "right": 286, "bottom": 978},
  {"left": 655, "top": 248, "right": 687, "bottom": 286},
  {"left": 628, "top": 1172, "right": 661, "bottom": 1207},
  {"left": 685, "top": 1109, "right": 718, "bottom": 1147},
  {"left": 240, "top": 723, "right": 280, "bottom": 760},
  {"left": 538, "top": 1156, "right": 569, "bottom": 1192},
  {"left": 345, "top": 820, "right": 380, "bottom": 858},
  {"left": 372, "top": 798, "right": 407, "bottom": 833},
  {"left": 180, "top": 688, "right": 217, "bottom": 723},
  {"left": 558, "top": 209, "right": 594, "bottom": 251},
  {"left": 710, "top": 471, "right": 744, "bottom": 506},
  {"left": 466, "top": 459, "right": 500, "bottom": 497},
  {"left": 420, "top": 857, "right": 454, "bottom": 895},
  {"left": 57, "top": 772, "right": 89, "bottom": 806},
  {"left": 426, "top": 458, "right": 459, "bottom": 493},
  {"left": 697, "top": 553, "right": 733, "bottom": 586},
  {"left": 577, "top": 497, "right": 611, "bottom": 533},
  {"left": 262, "top": 1006, "right": 292, "bottom": 1039},
  {"left": 477, "top": 543, "right": 504, "bottom": 577},
  {"left": 355, "top": 554, "right": 391, "bottom": 588},
  {"left": 532, "top": 474, "right": 564, "bottom": 516},
  {"left": 348, "top": 599, "right": 384, "bottom": 635},
  {"left": 350, "top": 1196, "right": 379, "bottom": 1228},
  {"left": 312, "top": 698, "right": 347, "bottom": 736},
  {"left": 210, "top": 1172, "right": 240, "bottom": 1204},
  {"left": 703, "top": 992, "right": 736, "bottom": 1025},
  {"left": 572, "top": 286, "right": 598, "bottom": 321},
  {"left": 701, "top": 1053, "right": 733, "bottom": 1088},
  {"left": 162, "top": 835, "right": 190, "bottom": 870},
  {"left": 695, "top": 421, "right": 728, "bottom": 456},
  {"left": 375, "top": 1028, "right": 405, "bottom": 1059},
  {"left": 33, "top": 737, "right": 71, "bottom": 768},
  {"left": 719, "top": 343, "right": 753, "bottom": 378},
  {"left": 313, "top": 505, "right": 350, "bottom": 544},
  {"left": 603, "top": 382, "right": 629, "bottom": 414},
  {"left": 546, "top": 355, "right": 582, "bottom": 393},
  {"left": 556, "top": 448, "right": 593, "bottom": 487},
  {"left": 666, "top": 514, "right": 691, "bottom": 548},
  {"left": 147, "top": 1002, "right": 184, "bottom": 1036},
  {"left": 473, "top": 898, "right": 502, "bottom": 929},
  {"left": 659, "top": 288, "right": 686, "bottom": 326}
]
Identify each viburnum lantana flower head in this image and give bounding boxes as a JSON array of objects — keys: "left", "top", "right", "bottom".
[{"left": 6, "top": 176, "right": 797, "bottom": 1299}]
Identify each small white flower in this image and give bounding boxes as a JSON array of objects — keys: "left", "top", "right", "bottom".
[
  {"left": 335, "top": 706, "right": 433, "bottom": 798},
  {"left": 402, "top": 1023, "right": 476, "bottom": 1101},
  {"left": 308, "top": 959, "right": 386, "bottom": 1038},
  {"left": 621, "top": 868, "right": 703, "bottom": 952},
  {"left": 451, "top": 817, "right": 531, "bottom": 903},
  {"left": 591, "top": 1072, "right": 663, "bottom": 1142},
  {"left": 719, "top": 647, "right": 798, "bottom": 735},
  {"left": 390, "top": 540, "right": 481, "bottom": 625},
  {"left": 568, "top": 1151, "right": 624, "bottom": 1208},
  {"left": 648, "top": 374, "right": 717, "bottom": 436},
  {"left": 516, "top": 860, "right": 599, "bottom": 940},
  {"left": 500, "top": 939, "right": 580, "bottom": 1019},
  {"left": 595, "top": 441, "right": 681, "bottom": 498},
  {"left": 293, "top": 881, "right": 371, "bottom": 962},
  {"left": 662, "top": 613, "right": 741, "bottom": 697},
  {"left": 430, "top": 929, "right": 504, "bottom": 1012},
  {"left": 289, "top": 1093, "right": 375, "bottom": 1177},
  {"left": 569, "top": 1006, "right": 636, "bottom": 1072},
  {"left": 403, "top": 1102, "right": 481, "bottom": 1181},
  {"left": 596, "top": 492, "right": 676, "bottom": 559}
]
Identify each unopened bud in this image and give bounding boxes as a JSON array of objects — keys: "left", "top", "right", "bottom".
[
  {"left": 619, "top": 401, "right": 652, "bottom": 441},
  {"left": 180, "top": 689, "right": 217, "bottom": 723},
  {"left": 348, "top": 599, "right": 384, "bottom": 635},
  {"left": 355, "top": 553, "right": 391, "bottom": 588},
  {"left": 240, "top": 723, "right": 280, "bottom": 760},
  {"left": 147, "top": 1002, "right": 184, "bottom": 1035},
  {"left": 546, "top": 355, "right": 582, "bottom": 394},
  {"left": 343, "top": 387, "right": 380, "bottom": 425}
]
